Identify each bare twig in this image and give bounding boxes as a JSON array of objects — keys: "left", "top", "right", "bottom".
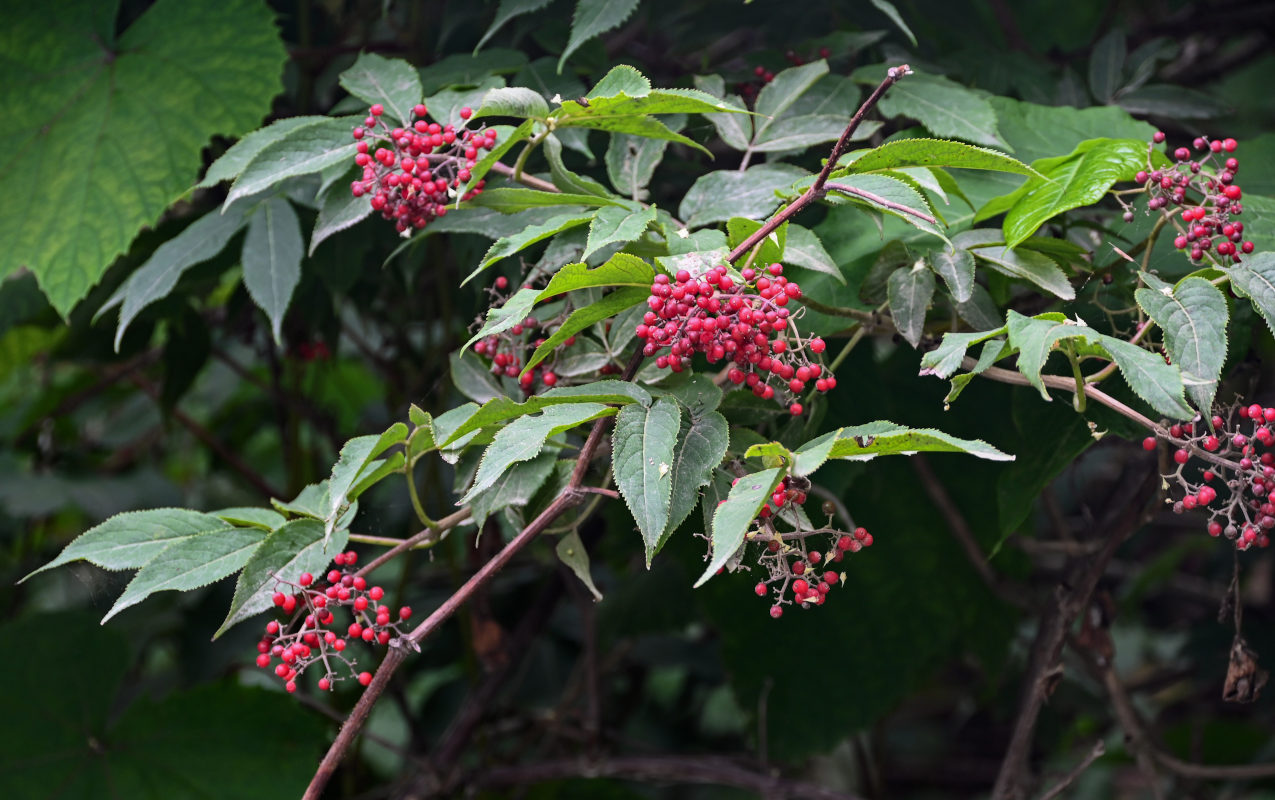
[
  {"left": 825, "top": 181, "right": 939, "bottom": 225},
  {"left": 1035, "top": 740, "right": 1106, "bottom": 800}
]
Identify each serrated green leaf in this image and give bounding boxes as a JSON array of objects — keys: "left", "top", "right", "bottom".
[
  {"left": 1229, "top": 253, "right": 1275, "bottom": 339},
  {"left": 1003, "top": 138, "right": 1146, "bottom": 246},
  {"left": 558, "top": 0, "right": 640, "bottom": 73},
  {"left": 1135, "top": 275, "right": 1228, "bottom": 414},
  {"left": 468, "top": 187, "right": 624, "bottom": 213},
  {"left": 919, "top": 327, "right": 1007, "bottom": 379},
  {"left": 216, "top": 519, "right": 349, "bottom": 638},
  {"left": 866, "top": 70, "right": 1009, "bottom": 150},
  {"left": 541, "top": 252, "right": 656, "bottom": 298},
  {"left": 450, "top": 352, "right": 505, "bottom": 404},
  {"left": 242, "top": 196, "right": 302, "bottom": 345},
  {"left": 973, "top": 246, "right": 1075, "bottom": 299},
  {"left": 473, "top": 86, "right": 549, "bottom": 120},
  {"left": 754, "top": 61, "right": 829, "bottom": 143},
  {"left": 1088, "top": 29, "right": 1126, "bottom": 104},
  {"left": 826, "top": 422, "right": 1014, "bottom": 461},
  {"left": 784, "top": 224, "right": 844, "bottom": 283},
  {"left": 471, "top": 450, "right": 557, "bottom": 527},
  {"left": 213, "top": 507, "right": 287, "bottom": 530},
  {"left": 311, "top": 181, "right": 373, "bottom": 255},
  {"left": 459, "top": 120, "right": 533, "bottom": 198},
  {"left": 613, "top": 398, "right": 682, "bottom": 564},
  {"left": 945, "top": 339, "right": 1008, "bottom": 404},
  {"left": 887, "top": 261, "right": 936, "bottom": 347},
  {"left": 476, "top": 0, "right": 554, "bottom": 53},
  {"left": 461, "top": 403, "right": 617, "bottom": 502},
  {"left": 103, "top": 527, "right": 267, "bottom": 623},
  {"left": 555, "top": 107, "right": 710, "bottom": 154},
  {"left": 103, "top": 204, "right": 252, "bottom": 350},
  {"left": 957, "top": 283, "right": 1004, "bottom": 331},
  {"left": 792, "top": 430, "right": 839, "bottom": 476},
  {"left": 224, "top": 117, "right": 360, "bottom": 208},
  {"left": 339, "top": 52, "right": 424, "bottom": 126},
  {"left": 930, "top": 247, "right": 976, "bottom": 302},
  {"left": 440, "top": 380, "right": 650, "bottom": 446},
  {"left": 466, "top": 212, "right": 596, "bottom": 283},
  {"left": 869, "top": 0, "right": 918, "bottom": 45},
  {"left": 694, "top": 75, "right": 752, "bottom": 150},
  {"left": 680, "top": 164, "right": 809, "bottom": 229},
  {"left": 22, "top": 509, "right": 234, "bottom": 582},
  {"left": 842, "top": 138, "right": 1041, "bottom": 178},
  {"left": 0, "top": 0, "right": 286, "bottom": 315},
  {"left": 695, "top": 468, "right": 784, "bottom": 587},
  {"left": 826, "top": 174, "right": 945, "bottom": 239},
  {"left": 555, "top": 529, "right": 602, "bottom": 600},
  {"left": 989, "top": 96, "right": 1155, "bottom": 163},
  {"left": 199, "top": 117, "right": 329, "bottom": 188},
  {"left": 324, "top": 423, "right": 409, "bottom": 541},
  {"left": 660, "top": 410, "right": 729, "bottom": 550},
  {"left": 606, "top": 133, "right": 671, "bottom": 199},
  {"left": 584, "top": 205, "right": 657, "bottom": 259},
  {"left": 524, "top": 287, "right": 646, "bottom": 373},
  {"left": 271, "top": 483, "right": 329, "bottom": 519}
]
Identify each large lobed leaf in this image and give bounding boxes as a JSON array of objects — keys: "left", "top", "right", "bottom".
[{"left": 0, "top": 0, "right": 286, "bottom": 315}]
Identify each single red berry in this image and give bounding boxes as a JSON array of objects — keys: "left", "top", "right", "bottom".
[
  {"left": 769, "top": 605, "right": 783, "bottom": 619},
  {"left": 272, "top": 592, "right": 286, "bottom": 607},
  {"left": 1198, "top": 486, "right": 1217, "bottom": 505},
  {"left": 808, "top": 551, "right": 822, "bottom": 564},
  {"left": 1173, "top": 449, "right": 1189, "bottom": 464},
  {"left": 1223, "top": 138, "right": 1237, "bottom": 152},
  {"left": 256, "top": 653, "right": 271, "bottom": 668},
  {"left": 542, "top": 371, "right": 558, "bottom": 387},
  {"left": 789, "top": 402, "right": 803, "bottom": 415},
  {"left": 754, "top": 582, "right": 767, "bottom": 596},
  {"left": 358, "top": 672, "right": 373, "bottom": 686},
  {"left": 1208, "top": 521, "right": 1223, "bottom": 537},
  {"left": 285, "top": 681, "right": 297, "bottom": 693},
  {"left": 793, "top": 579, "right": 809, "bottom": 595},
  {"left": 1142, "top": 436, "right": 1156, "bottom": 451},
  {"left": 399, "top": 606, "right": 413, "bottom": 620},
  {"left": 318, "top": 677, "right": 331, "bottom": 691},
  {"left": 1203, "top": 435, "right": 1220, "bottom": 451},
  {"left": 369, "top": 586, "right": 384, "bottom": 601},
  {"left": 459, "top": 106, "right": 473, "bottom": 119}
]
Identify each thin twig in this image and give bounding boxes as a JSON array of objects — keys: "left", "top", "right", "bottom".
[
  {"left": 354, "top": 506, "right": 473, "bottom": 578},
  {"left": 825, "top": 181, "right": 939, "bottom": 225},
  {"left": 1035, "top": 740, "right": 1106, "bottom": 800}
]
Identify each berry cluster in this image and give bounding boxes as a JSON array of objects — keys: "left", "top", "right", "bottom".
[
  {"left": 1144, "top": 405, "right": 1275, "bottom": 550},
  {"left": 736, "top": 47, "right": 832, "bottom": 102},
  {"left": 638, "top": 263, "right": 833, "bottom": 415},
  {"left": 471, "top": 276, "right": 582, "bottom": 394},
  {"left": 1133, "top": 133, "right": 1254, "bottom": 264},
  {"left": 734, "top": 476, "right": 873, "bottom": 618},
  {"left": 350, "top": 102, "right": 494, "bottom": 234},
  {"left": 253, "top": 550, "right": 413, "bottom": 693}
]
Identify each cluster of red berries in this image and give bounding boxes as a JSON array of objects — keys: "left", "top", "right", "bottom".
[
  {"left": 1143, "top": 405, "right": 1275, "bottom": 550},
  {"left": 735, "top": 476, "right": 873, "bottom": 618},
  {"left": 350, "top": 102, "right": 494, "bottom": 234},
  {"left": 291, "top": 340, "right": 331, "bottom": 362},
  {"left": 253, "top": 550, "right": 413, "bottom": 693},
  {"left": 735, "top": 47, "right": 832, "bottom": 101},
  {"left": 1133, "top": 133, "right": 1254, "bottom": 264},
  {"left": 472, "top": 276, "right": 581, "bottom": 394},
  {"left": 638, "top": 263, "right": 833, "bottom": 415}
]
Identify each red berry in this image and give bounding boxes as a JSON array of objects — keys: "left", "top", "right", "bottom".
[
  {"left": 1173, "top": 449, "right": 1189, "bottom": 464},
  {"left": 370, "top": 104, "right": 384, "bottom": 116},
  {"left": 769, "top": 605, "right": 783, "bottom": 619},
  {"left": 285, "top": 681, "right": 297, "bottom": 693},
  {"left": 399, "top": 606, "right": 413, "bottom": 620},
  {"left": 1223, "top": 138, "right": 1237, "bottom": 152},
  {"left": 459, "top": 106, "right": 473, "bottom": 120},
  {"left": 754, "top": 582, "right": 767, "bottom": 596},
  {"left": 358, "top": 671, "right": 373, "bottom": 686},
  {"left": 789, "top": 402, "right": 803, "bottom": 416},
  {"left": 1142, "top": 437, "right": 1156, "bottom": 451},
  {"left": 256, "top": 653, "right": 271, "bottom": 668},
  {"left": 793, "top": 579, "right": 809, "bottom": 595},
  {"left": 318, "top": 677, "right": 331, "bottom": 691}
]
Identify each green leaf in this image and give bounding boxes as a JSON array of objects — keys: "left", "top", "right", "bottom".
[
  {"left": 1135, "top": 275, "right": 1228, "bottom": 414},
  {"left": 468, "top": 187, "right": 623, "bottom": 213},
  {"left": 0, "top": 0, "right": 285, "bottom": 315},
  {"left": 440, "top": 380, "right": 650, "bottom": 446},
  {"left": 753, "top": 61, "right": 829, "bottom": 142},
  {"left": 225, "top": 117, "right": 360, "bottom": 208},
  {"left": 103, "top": 527, "right": 267, "bottom": 623},
  {"left": 271, "top": 483, "right": 330, "bottom": 519},
  {"left": 474, "top": 86, "right": 551, "bottom": 120},
  {"left": 461, "top": 403, "right": 617, "bottom": 502},
  {"left": 791, "top": 430, "right": 840, "bottom": 476},
  {"left": 887, "top": 261, "right": 936, "bottom": 347},
  {"left": 989, "top": 96, "right": 1155, "bottom": 163},
  {"left": 242, "top": 197, "right": 303, "bottom": 345},
  {"left": 311, "top": 181, "right": 373, "bottom": 255},
  {"left": 727, "top": 218, "right": 786, "bottom": 265},
  {"left": 22, "top": 509, "right": 234, "bottom": 582},
  {"left": 1229, "top": 253, "right": 1275, "bottom": 339},
  {"left": 784, "top": 224, "right": 844, "bottom": 283},
  {"left": 613, "top": 398, "right": 682, "bottom": 564},
  {"left": 584, "top": 205, "right": 657, "bottom": 259},
  {"left": 199, "top": 117, "right": 329, "bottom": 188},
  {"left": 554, "top": 107, "right": 709, "bottom": 154},
  {"left": 555, "top": 529, "right": 603, "bottom": 601},
  {"left": 751, "top": 114, "right": 866, "bottom": 153},
  {"left": 1116, "top": 85, "right": 1230, "bottom": 119},
  {"left": 973, "top": 246, "right": 1075, "bottom": 299},
  {"left": 524, "top": 287, "right": 646, "bottom": 373},
  {"left": 663, "top": 411, "right": 729, "bottom": 549},
  {"left": 213, "top": 507, "right": 286, "bottom": 530},
  {"left": 919, "top": 327, "right": 1007, "bottom": 379},
  {"left": 470, "top": 450, "right": 557, "bottom": 527},
  {"left": 339, "top": 52, "right": 424, "bottom": 126},
  {"left": 216, "top": 519, "right": 350, "bottom": 638},
  {"left": 826, "top": 422, "right": 1014, "bottom": 461},
  {"left": 1002, "top": 138, "right": 1146, "bottom": 247},
  {"left": 680, "top": 164, "right": 809, "bottom": 229},
  {"left": 466, "top": 211, "right": 597, "bottom": 283},
  {"left": 1088, "top": 29, "right": 1126, "bottom": 103},
  {"left": 459, "top": 120, "right": 534, "bottom": 198},
  {"left": 694, "top": 468, "right": 784, "bottom": 587},
  {"left": 542, "top": 134, "right": 612, "bottom": 196},
  {"left": 842, "top": 138, "right": 1041, "bottom": 178},
  {"left": 476, "top": 0, "right": 554, "bottom": 52},
  {"left": 450, "top": 352, "right": 505, "bottom": 404},
  {"left": 103, "top": 204, "right": 252, "bottom": 350},
  {"left": 868, "top": 71, "right": 1009, "bottom": 150},
  {"left": 323, "top": 423, "right": 409, "bottom": 541},
  {"left": 541, "top": 252, "right": 656, "bottom": 298},
  {"left": 694, "top": 75, "right": 752, "bottom": 150},
  {"left": 930, "top": 247, "right": 976, "bottom": 302},
  {"left": 557, "top": 0, "right": 641, "bottom": 73},
  {"left": 869, "top": 0, "right": 918, "bottom": 45},
  {"left": 586, "top": 64, "right": 651, "bottom": 98},
  {"left": 606, "top": 133, "right": 671, "bottom": 199}
]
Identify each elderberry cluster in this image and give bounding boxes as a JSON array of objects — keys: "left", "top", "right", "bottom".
[
  {"left": 1144, "top": 405, "right": 1275, "bottom": 550},
  {"left": 471, "top": 276, "right": 582, "bottom": 394},
  {"left": 1132, "top": 133, "right": 1254, "bottom": 264},
  {"left": 638, "top": 263, "right": 834, "bottom": 415},
  {"left": 733, "top": 476, "right": 874, "bottom": 618},
  {"left": 253, "top": 550, "right": 414, "bottom": 693},
  {"left": 350, "top": 102, "right": 495, "bottom": 234},
  {"left": 736, "top": 47, "right": 832, "bottom": 102}
]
